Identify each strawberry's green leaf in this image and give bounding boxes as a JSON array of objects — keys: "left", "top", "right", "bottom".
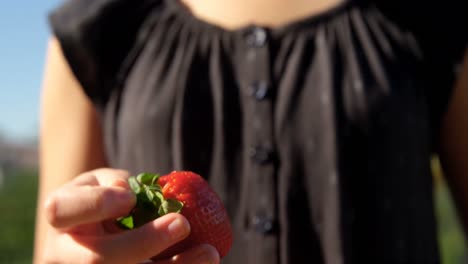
[
  {"left": 137, "top": 191, "right": 150, "bottom": 203},
  {"left": 128, "top": 177, "right": 141, "bottom": 194},
  {"left": 155, "top": 191, "right": 164, "bottom": 201},
  {"left": 116, "top": 172, "right": 184, "bottom": 230},
  {"left": 144, "top": 186, "right": 155, "bottom": 201},
  {"left": 152, "top": 191, "right": 164, "bottom": 208},
  {"left": 132, "top": 207, "right": 159, "bottom": 228},
  {"left": 151, "top": 174, "right": 160, "bottom": 186},
  {"left": 161, "top": 199, "right": 184, "bottom": 215},
  {"left": 137, "top": 173, "right": 159, "bottom": 185},
  {"left": 158, "top": 204, "right": 166, "bottom": 216},
  {"left": 117, "top": 215, "right": 134, "bottom": 229},
  {"left": 149, "top": 184, "right": 162, "bottom": 192}
]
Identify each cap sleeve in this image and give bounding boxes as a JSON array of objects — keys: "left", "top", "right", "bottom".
[
  {"left": 411, "top": 1, "right": 467, "bottom": 124},
  {"left": 377, "top": 0, "right": 467, "bottom": 127},
  {"left": 48, "top": 0, "right": 160, "bottom": 109}
]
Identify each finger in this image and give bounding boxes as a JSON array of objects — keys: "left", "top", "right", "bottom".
[
  {"left": 153, "top": 244, "right": 220, "bottom": 264},
  {"left": 69, "top": 168, "right": 131, "bottom": 188},
  {"left": 45, "top": 185, "right": 135, "bottom": 229},
  {"left": 96, "top": 213, "right": 191, "bottom": 264},
  {"left": 94, "top": 168, "right": 131, "bottom": 187}
]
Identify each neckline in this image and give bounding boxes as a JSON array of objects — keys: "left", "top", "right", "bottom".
[{"left": 165, "top": 0, "right": 354, "bottom": 36}]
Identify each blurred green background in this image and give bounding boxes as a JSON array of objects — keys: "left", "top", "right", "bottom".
[
  {"left": 0, "top": 157, "right": 466, "bottom": 263},
  {"left": 0, "top": 168, "right": 38, "bottom": 264}
]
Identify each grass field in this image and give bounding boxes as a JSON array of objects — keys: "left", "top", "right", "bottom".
[{"left": 0, "top": 169, "right": 38, "bottom": 264}]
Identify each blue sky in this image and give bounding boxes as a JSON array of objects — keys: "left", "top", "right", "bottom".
[{"left": 0, "top": 0, "right": 62, "bottom": 141}]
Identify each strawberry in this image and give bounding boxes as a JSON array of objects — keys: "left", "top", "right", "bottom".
[{"left": 117, "top": 171, "right": 233, "bottom": 259}]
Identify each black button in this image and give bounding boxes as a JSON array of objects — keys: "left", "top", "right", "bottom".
[
  {"left": 249, "top": 81, "right": 270, "bottom": 100},
  {"left": 251, "top": 215, "right": 275, "bottom": 234},
  {"left": 245, "top": 27, "right": 267, "bottom": 48},
  {"left": 250, "top": 146, "right": 274, "bottom": 164}
]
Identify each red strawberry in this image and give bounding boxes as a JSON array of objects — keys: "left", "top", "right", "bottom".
[{"left": 117, "top": 171, "right": 233, "bottom": 260}]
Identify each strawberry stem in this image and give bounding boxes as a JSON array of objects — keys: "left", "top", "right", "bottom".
[{"left": 116, "top": 173, "right": 184, "bottom": 229}]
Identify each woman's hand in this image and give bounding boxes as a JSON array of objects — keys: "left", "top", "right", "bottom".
[{"left": 40, "top": 168, "right": 220, "bottom": 264}]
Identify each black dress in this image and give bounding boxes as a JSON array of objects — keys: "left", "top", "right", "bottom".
[{"left": 48, "top": 0, "right": 467, "bottom": 263}]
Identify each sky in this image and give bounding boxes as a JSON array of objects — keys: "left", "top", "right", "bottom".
[{"left": 0, "top": 0, "right": 63, "bottom": 142}]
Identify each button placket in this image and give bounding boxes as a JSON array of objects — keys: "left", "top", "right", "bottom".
[
  {"left": 245, "top": 26, "right": 268, "bottom": 48},
  {"left": 249, "top": 145, "right": 274, "bottom": 165},
  {"left": 241, "top": 26, "right": 278, "bottom": 240},
  {"left": 251, "top": 214, "right": 276, "bottom": 234},
  {"left": 249, "top": 80, "right": 270, "bottom": 101}
]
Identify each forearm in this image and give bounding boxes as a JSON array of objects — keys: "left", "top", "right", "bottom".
[
  {"left": 33, "top": 37, "right": 108, "bottom": 263},
  {"left": 439, "top": 50, "right": 468, "bottom": 238}
]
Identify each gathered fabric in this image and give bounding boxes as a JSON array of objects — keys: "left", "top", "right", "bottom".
[{"left": 49, "top": 0, "right": 466, "bottom": 262}]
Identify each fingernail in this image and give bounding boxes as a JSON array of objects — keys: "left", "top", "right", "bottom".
[
  {"left": 197, "top": 254, "right": 216, "bottom": 264},
  {"left": 111, "top": 179, "right": 129, "bottom": 189},
  {"left": 196, "top": 251, "right": 218, "bottom": 264},
  {"left": 196, "top": 245, "right": 219, "bottom": 264},
  {"left": 168, "top": 217, "right": 190, "bottom": 240}
]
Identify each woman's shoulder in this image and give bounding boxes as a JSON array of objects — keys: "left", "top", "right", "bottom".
[
  {"left": 375, "top": 0, "right": 467, "bottom": 131},
  {"left": 374, "top": 0, "right": 467, "bottom": 52},
  {"left": 49, "top": 0, "right": 163, "bottom": 26},
  {"left": 48, "top": 0, "right": 165, "bottom": 109},
  {"left": 48, "top": 0, "right": 165, "bottom": 59}
]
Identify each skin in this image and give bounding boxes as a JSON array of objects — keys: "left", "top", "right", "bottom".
[
  {"left": 34, "top": 38, "right": 220, "bottom": 264},
  {"left": 33, "top": 0, "right": 467, "bottom": 262},
  {"left": 179, "top": 0, "right": 345, "bottom": 29},
  {"left": 439, "top": 51, "right": 468, "bottom": 235}
]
